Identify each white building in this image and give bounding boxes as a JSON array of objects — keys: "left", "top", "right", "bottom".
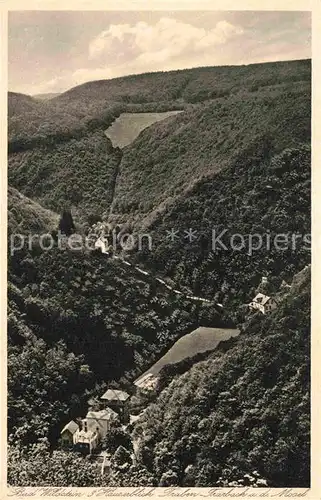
[
  {"left": 249, "top": 293, "right": 278, "bottom": 315},
  {"left": 85, "top": 408, "right": 119, "bottom": 437},
  {"left": 94, "top": 237, "right": 109, "bottom": 254},
  {"left": 134, "top": 373, "right": 158, "bottom": 391},
  {"left": 61, "top": 407, "right": 119, "bottom": 454}
]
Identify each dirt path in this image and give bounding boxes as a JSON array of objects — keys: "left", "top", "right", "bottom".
[{"left": 94, "top": 237, "right": 223, "bottom": 307}]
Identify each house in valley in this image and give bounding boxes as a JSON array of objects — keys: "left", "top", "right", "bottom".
[
  {"left": 85, "top": 408, "right": 119, "bottom": 437},
  {"left": 94, "top": 237, "right": 109, "bottom": 255},
  {"left": 100, "top": 389, "right": 130, "bottom": 423},
  {"left": 60, "top": 420, "right": 78, "bottom": 448},
  {"left": 249, "top": 293, "right": 277, "bottom": 315},
  {"left": 60, "top": 407, "right": 119, "bottom": 454},
  {"left": 134, "top": 373, "right": 158, "bottom": 391},
  {"left": 73, "top": 421, "right": 100, "bottom": 455}
]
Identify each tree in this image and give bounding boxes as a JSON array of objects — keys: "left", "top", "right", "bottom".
[
  {"left": 112, "top": 445, "right": 132, "bottom": 467},
  {"left": 102, "top": 428, "right": 133, "bottom": 453},
  {"left": 58, "top": 210, "right": 75, "bottom": 236},
  {"left": 8, "top": 442, "right": 101, "bottom": 487},
  {"left": 159, "top": 470, "right": 179, "bottom": 486}
]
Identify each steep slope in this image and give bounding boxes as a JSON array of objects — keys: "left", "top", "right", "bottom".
[
  {"left": 7, "top": 59, "right": 311, "bottom": 488},
  {"left": 8, "top": 60, "right": 310, "bottom": 225},
  {"left": 8, "top": 237, "right": 226, "bottom": 414},
  {"left": 130, "top": 143, "right": 310, "bottom": 315},
  {"left": 8, "top": 60, "right": 310, "bottom": 147},
  {"left": 7, "top": 283, "right": 90, "bottom": 446},
  {"left": 8, "top": 186, "right": 59, "bottom": 234},
  {"left": 130, "top": 265, "right": 310, "bottom": 487},
  {"left": 8, "top": 92, "right": 39, "bottom": 116},
  {"left": 8, "top": 131, "right": 122, "bottom": 221},
  {"left": 135, "top": 326, "right": 240, "bottom": 383},
  {"left": 111, "top": 84, "right": 310, "bottom": 222}
]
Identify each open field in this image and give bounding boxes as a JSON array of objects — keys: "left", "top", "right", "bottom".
[
  {"left": 105, "top": 111, "right": 183, "bottom": 148},
  {"left": 135, "top": 326, "right": 240, "bottom": 382}
]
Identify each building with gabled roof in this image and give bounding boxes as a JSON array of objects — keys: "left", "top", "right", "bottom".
[
  {"left": 100, "top": 389, "right": 130, "bottom": 402},
  {"left": 94, "top": 237, "right": 109, "bottom": 254},
  {"left": 86, "top": 408, "right": 118, "bottom": 420},
  {"left": 61, "top": 420, "right": 79, "bottom": 434},
  {"left": 100, "top": 389, "right": 130, "bottom": 423},
  {"left": 60, "top": 407, "right": 120, "bottom": 454},
  {"left": 73, "top": 407, "right": 119, "bottom": 454},
  {"left": 249, "top": 293, "right": 277, "bottom": 315},
  {"left": 60, "top": 420, "right": 79, "bottom": 448}
]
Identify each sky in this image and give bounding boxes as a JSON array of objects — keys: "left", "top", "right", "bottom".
[{"left": 8, "top": 11, "right": 311, "bottom": 95}]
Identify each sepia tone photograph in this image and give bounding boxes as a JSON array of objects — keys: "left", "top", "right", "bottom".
[{"left": 6, "top": 5, "right": 312, "bottom": 492}]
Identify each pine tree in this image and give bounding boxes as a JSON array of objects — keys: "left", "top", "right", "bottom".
[{"left": 58, "top": 210, "right": 75, "bottom": 236}]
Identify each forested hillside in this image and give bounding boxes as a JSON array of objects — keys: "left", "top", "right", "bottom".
[
  {"left": 130, "top": 144, "right": 310, "bottom": 315},
  {"left": 8, "top": 132, "right": 121, "bottom": 220},
  {"left": 111, "top": 85, "right": 310, "bottom": 220},
  {"left": 7, "top": 58, "right": 311, "bottom": 488},
  {"left": 8, "top": 186, "right": 59, "bottom": 234},
  {"left": 8, "top": 265, "right": 310, "bottom": 487},
  {"left": 8, "top": 59, "right": 310, "bottom": 146},
  {"left": 55, "top": 59, "right": 310, "bottom": 106},
  {"left": 126, "top": 265, "right": 311, "bottom": 487},
  {"left": 8, "top": 239, "right": 226, "bottom": 445},
  {"left": 8, "top": 59, "right": 310, "bottom": 224}
]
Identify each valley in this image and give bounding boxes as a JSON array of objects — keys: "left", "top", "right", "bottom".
[{"left": 7, "top": 58, "right": 311, "bottom": 488}]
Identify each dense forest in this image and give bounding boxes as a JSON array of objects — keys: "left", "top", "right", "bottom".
[
  {"left": 9, "top": 60, "right": 310, "bottom": 148},
  {"left": 7, "top": 58, "right": 311, "bottom": 487},
  {"left": 128, "top": 265, "right": 311, "bottom": 488},
  {"left": 8, "top": 266, "right": 310, "bottom": 487},
  {"left": 56, "top": 59, "right": 310, "bottom": 107},
  {"left": 131, "top": 144, "right": 311, "bottom": 317},
  {"left": 111, "top": 84, "right": 310, "bottom": 221},
  {"left": 8, "top": 132, "right": 121, "bottom": 221},
  {"left": 8, "top": 232, "right": 226, "bottom": 445}
]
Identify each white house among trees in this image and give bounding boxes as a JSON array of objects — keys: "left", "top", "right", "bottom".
[
  {"left": 249, "top": 293, "right": 278, "bottom": 315},
  {"left": 61, "top": 407, "right": 119, "bottom": 454}
]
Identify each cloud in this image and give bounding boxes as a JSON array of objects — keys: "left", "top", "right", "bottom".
[
  {"left": 88, "top": 17, "right": 244, "bottom": 64},
  {"left": 13, "top": 13, "right": 310, "bottom": 96},
  {"left": 8, "top": 11, "right": 311, "bottom": 96},
  {"left": 30, "top": 67, "right": 115, "bottom": 95},
  {"left": 31, "top": 17, "right": 242, "bottom": 94}
]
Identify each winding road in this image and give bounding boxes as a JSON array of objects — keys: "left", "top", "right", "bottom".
[{"left": 94, "top": 237, "right": 223, "bottom": 308}]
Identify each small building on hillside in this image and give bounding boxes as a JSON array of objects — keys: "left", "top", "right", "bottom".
[
  {"left": 86, "top": 408, "right": 119, "bottom": 436},
  {"left": 73, "top": 423, "right": 99, "bottom": 455},
  {"left": 61, "top": 420, "right": 78, "bottom": 448},
  {"left": 94, "top": 237, "right": 109, "bottom": 255},
  {"left": 100, "top": 389, "right": 130, "bottom": 423},
  {"left": 249, "top": 293, "right": 277, "bottom": 315},
  {"left": 134, "top": 373, "right": 158, "bottom": 391},
  {"left": 60, "top": 407, "right": 119, "bottom": 454}
]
